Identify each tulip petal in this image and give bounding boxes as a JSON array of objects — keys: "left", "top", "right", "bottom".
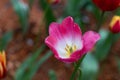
[
  {"left": 60, "top": 17, "right": 83, "bottom": 49},
  {"left": 58, "top": 57, "right": 78, "bottom": 63},
  {"left": 60, "top": 16, "right": 75, "bottom": 46},
  {"left": 82, "top": 31, "right": 100, "bottom": 53},
  {"left": 61, "top": 16, "right": 82, "bottom": 37},
  {"left": 48, "top": 22, "right": 70, "bottom": 58},
  {"left": 0, "top": 63, "right": 3, "bottom": 78},
  {"left": 58, "top": 50, "right": 83, "bottom": 63},
  {"left": 70, "top": 50, "right": 83, "bottom": 59},
  {"left": 0, "top": 52, "right": 6, "bottom": 68},
  {"left": 72, "top": 23, "right": 83, "bottom": 49},
  {"left": 0, "top": 51, "right": 6, "bottom": 78},
  {"left": 45, "top": 36, "right": 59, "bottom": 57},
  {"left": 45, "top": 36, "right": 68, "bottom": 58},
  {"left": 49, "top": 22, "right": 63, "bottom": 40},
  {"left": 110, "top": 21, "right": 120, "bottom": 33}
]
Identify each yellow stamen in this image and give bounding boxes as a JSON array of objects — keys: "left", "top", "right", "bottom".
[{"left": 65, "top": 44, "right": 77, "bottom": 57}]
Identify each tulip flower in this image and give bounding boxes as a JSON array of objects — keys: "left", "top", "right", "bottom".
[
  {"left": 47, "top": 0, "right": 60, "bottom": 5},
  {"left": 0, "top": 51, "right": 6, "bottom": 78},
  {"left": 109, "top": 16, "right": 120, "bottom": 33},
  {"left": 92, "top": 0, "right": 120, "bottom": 11},
  {"left": 45, "top": 16, "right": 100, "bottom": 63}
]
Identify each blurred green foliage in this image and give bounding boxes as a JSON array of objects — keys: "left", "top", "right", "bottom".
[
  {"left": 11, "top": 0, "right": 29, "bottom": 34},
  {"left": 115, "top": 8, "right": 120, "bottom": 16},
  {"left": 0, "top": 31, "right": 13, "bottom": 51},
  {"left": 15, "top": 45, "right": 45, "bottom": 80},
  {"left": 15, "top": 45, "right": 52, "bottom": 80},
  {"left": 49, "top": 70, "right": 57, "bottom": 80},
  {"left": 22, "top": 51, "right": 52, "bottom": 80},
  {"left": 81, "top": 53, "right": 99, "bottom": 80},
  {"left": 95, "top": 29, "right": 120, "bottom": 61},
  {"left": 95, "top": 29, "right": 112, "bottom": 61}
]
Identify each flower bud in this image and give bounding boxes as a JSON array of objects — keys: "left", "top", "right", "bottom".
[
  {"left": 0, "top": 51, "right": 6, "bottom": 78},
  {"left": 92, "top": 0, "right": 120, "bottom": 11},
  {"left": 109, "top": 16, "right": 120, "bottom": 33},
  {"left": 47, "top": 0, "right": 60, "bottom": 5}
]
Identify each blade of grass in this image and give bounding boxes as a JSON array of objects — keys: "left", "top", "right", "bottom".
[
  {"left": 15, "top": 45, "right": 45, "bottom": 80},
  {"left": 0, "top": 31, "right": 13, "bottom": 51},
  {"left": 22, "top": 51, "right": 52, "bottom": 80}
]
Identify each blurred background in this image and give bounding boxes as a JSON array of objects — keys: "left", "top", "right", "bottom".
[{"left": 0, "top": 0, "right": 120, "bottom": 80}]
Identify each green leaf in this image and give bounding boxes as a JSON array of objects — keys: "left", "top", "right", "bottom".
[
  {"left": 11, "top": 0, "right": 29, "bottom": 34},
  {"left": 65, "top": 0, "right": 82, "bottom": 16},
  {"left": 95, "top": 29, "right": 120, "bottom": 61},
  {"left": 94, "top": 29, "right": 113, "bottom": 61},
  {"left": 49, "top": 70, "right": 57, "bottom": 80},
  {"left": 15, "top": 45, "right": 45, "bottom": 80},
  {"left": 22, "top": 51, "right": 52, "bottom": 80},
  {"left": 65, "top": 0, "right": 92, "bottom": 16},
  {"left": 0, "top": 31, "right": 13, "bottom": 51},
  {"left": 115, "top": 8, "right": 120, "bottom": 16},
  {"left": 81, "top": 53, "right": 99, "bottom": 80}
]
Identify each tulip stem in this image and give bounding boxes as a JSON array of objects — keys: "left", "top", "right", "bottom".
[
  {"left": 97, "top": 11, "right": 105, "bottom": 31},
  {"left": 78, "top": 67, "right": 82, "bottom": 80},
  {"left": 70, "top": 54, "right": 86, "bottom": 80}
]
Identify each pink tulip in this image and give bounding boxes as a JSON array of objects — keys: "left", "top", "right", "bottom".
[{"left": 45, "top": 16, "right": 100, "bottom": 63}]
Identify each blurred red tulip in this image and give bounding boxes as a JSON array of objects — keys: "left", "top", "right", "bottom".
[
  {"left": 92, "top": 0, "right": 120, "bottom": 11},
  {"left": 110, "top": 16, "right": 120, "bottom": 33}
]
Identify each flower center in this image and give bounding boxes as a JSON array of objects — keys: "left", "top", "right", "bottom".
[{"left": 65, "top": 44, "right": 77, "bottom": 57}]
